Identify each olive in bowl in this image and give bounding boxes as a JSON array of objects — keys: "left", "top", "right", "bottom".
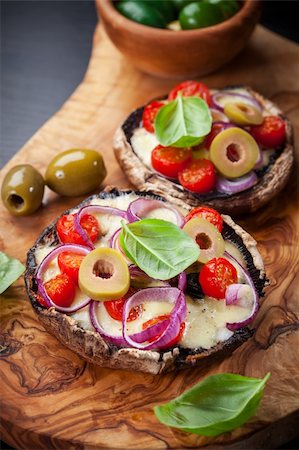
[
  {"left": 1, "top": 164, "right": 45, "bottom": 216},
  {"left": 96, "top": 0, "right": 261, "bottom": 78}
]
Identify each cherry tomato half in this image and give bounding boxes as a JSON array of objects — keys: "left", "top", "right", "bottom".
[
  {"left": 199, "top": 257, "right": 237, "bottom": 299},
  {"left": 44, "top": 273, "right": 76, "bottom": 307},
  {"left": 142, "top": 314, "right": 185, "bottom": 348},
  {"left": 58, "top": 251, "right": 85, "bottom": 285},
  {"left": 151, "top": 145, "right": 192, "bottom": 179},
  {"left": 57, "top": 213, "right": 99, "bottom": 246},
  {"left": 104, "top": 288, "right": 142, "bottom": 322},
  {"left": 185, "top": 206, "right": 223, "bottom": 232},
  {"left": 142, "top": 100, "right": 164, "bottom": 133},
  {"left": 168, "top": 80, "right": 212, "bottom": 106},
  {"left": 249, "top": 116, "right": 286, "bottom": 148},
  {"left": 178, "top": 159, "right": 216, "bottom": 193}
]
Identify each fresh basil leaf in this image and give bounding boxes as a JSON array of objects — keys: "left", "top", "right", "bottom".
[
  {"left": 0, "top": 252, "right": 25, "bottom": 294},
  {"left": 154, "top": 372, "right": 270, "bottom": 437},
  {"left": 120, "top": 219, "right": 200, "bottom": 280},
  {"left": 154, "top": 95, "right": 212, "bottom": 148}
]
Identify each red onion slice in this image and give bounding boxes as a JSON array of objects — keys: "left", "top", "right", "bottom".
[
  {"left": 210, "top": 108, "right": 229, "bottom": 123},
  {"left": 178, "top": 272, "right": 187, "bottom": 291},
  {"left": 225, "top": 283, "right": 243, "bottom": 305},
  {"left": 127, "top": 198, "right": 185, "bottom": 228},
  {"left": 89, "top": 287, "right": 184, "bottom": 348},
  {"left": 36, "top": 244, "right": 91, "bottom": 313},
  {"left": 212, "top": 91, "right": 262, "bottom": 112},
  {"left": 224, "top": 252, "right": 259, "bottom": 330},
  {"left": 109, "top": 227, "right": 133, "bottom": 264},
  {"left": 89, "top": 299, "right": 170, "bottom": 346},
  {"left": 89, "top": 300, "right": 127, "bottom": 346},
  {"left": 129, "top": 265, "right": 170, "bottom": 288},
  {"left": 122, "top": 287, "right": 186, "bottom": 350},
  {"left": 216, "top": 172, "right": 258, "bottom": 194},
  {"left": 74, "top": 205, "right": 127, "bottom": 249}
]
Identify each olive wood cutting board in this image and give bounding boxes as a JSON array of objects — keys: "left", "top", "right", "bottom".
[{"left": 0, "top": 24, "right": 299, "bottom": 450}]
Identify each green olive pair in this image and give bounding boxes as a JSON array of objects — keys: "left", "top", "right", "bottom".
[
  {"left": 116, "top": 0, "right": 239, "bottom": 31},
  {"left": 1, "top": 149, "right": 107, "bottom": 216}
]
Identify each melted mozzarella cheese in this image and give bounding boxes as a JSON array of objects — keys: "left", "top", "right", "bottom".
[
  {"left": 131, "top": 127, "right": 159, "bottom": 168},
  {"left": 35, "top": 246, "right": 57, "bottom": 266},
  {"left": 72, "top": 305, "right": 93, "bottom": 331},
  {"left": 90, "top": 193, "right": 140, "bottom": 210},
  {"left": 180, "top": 296, "right": 250, "bottom": 349},
  {"left": 224, "top": 241, "right": 246, "bottom": 283},
  {"left": 145, "top": 207, "right": 180, "bottom": 223}
]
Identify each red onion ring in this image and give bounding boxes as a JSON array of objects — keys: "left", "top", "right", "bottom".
[
  {"left": 36, "top": 244, "right": 91, "bottom": 313},
  {"left": 216, "top": 172, "right": 258, "bottom": 194},
  {"left": 74, "top": 205, "right": 127, "bottom": 249},
  {"left": 122, "top": 287, "right": 186, "bottom": 350},
  {"left": 210, "top": 108, "right": 229, "bottom": 123},
  {"left": 90, "top": 299, "right": 169, "bottom": 346},
  {"left": 212, "top": 91, "right": 262, "bottom": 112},
  {"left": 127, "top": 198, "right": 185, "bottom": 228},
  {"left": 178, "top": 272, "right": 187, "bottom": 291},
  {"left": 89, "top": 300, "right": 127, "bottom": 346},
  {"left": 89, "top": 287, "right": 185, "bottom": 348},
  {"left": 224, "top": 252, "right": 259, "bottom": 330},
  {"left": 129, "top": 265, "right": 170, "bottom": 288},
  {"left": 225, "top": 283, "right": 243, "bottom": 305}
]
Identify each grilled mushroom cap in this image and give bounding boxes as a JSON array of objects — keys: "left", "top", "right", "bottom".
[
  {"left": 25, "top": 187, "right": 266, "bottom": 374},
  {"left": 113, "top": 87, "right": 294, "bottom": 216}
]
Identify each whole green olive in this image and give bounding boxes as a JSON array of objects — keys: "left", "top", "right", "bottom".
[
  {"left": 179, "top": 2, "right": 224, "bottom": 30},
  {"left": 1, "top": 164, "right": 45, "bottom": 216},
  {"left": 45, "top": 149, "right": 107, "bottom": 197}
]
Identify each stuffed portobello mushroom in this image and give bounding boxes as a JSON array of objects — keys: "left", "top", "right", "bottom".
[
  {"left": 114, "top": 82, "right": 294, "bottom": 215},
  {"left": 25, "top": 188, "right": 266, "bottom": 374}
]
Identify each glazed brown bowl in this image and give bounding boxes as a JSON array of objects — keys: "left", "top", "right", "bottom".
[{"left": 96, "top": 0, "right": 261, "bottom": 79}]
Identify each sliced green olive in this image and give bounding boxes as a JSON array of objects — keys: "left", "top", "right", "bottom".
[
  {"left": 210, "top": 127, "right": 259, "bottom": 178},
  {"left": 1, "top": 164, "right": 45, "bottom": 216},
  {"left": 45, "top": 148, "right": 107, "bottom": 197},
  {"left": 183, "top": 217, "right": 225, "bottom": 264},
  {"left": 78, "top": 248, "right": 130, "bottom": 301},
  {"left": 224, "top": 102, "right": 263, "bottom": 126}
]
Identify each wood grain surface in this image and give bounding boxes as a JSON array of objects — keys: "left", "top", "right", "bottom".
[{"left": 0, "top": 24, "right": 299, "bottom": 450}]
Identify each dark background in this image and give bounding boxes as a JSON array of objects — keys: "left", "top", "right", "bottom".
[{"left": 1, "top": 1, "right": 299, "bottom": 449}]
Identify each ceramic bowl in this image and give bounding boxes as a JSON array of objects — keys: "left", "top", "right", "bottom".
[{"left": 96, "top": 0, "right": 261, "bottom": 79}]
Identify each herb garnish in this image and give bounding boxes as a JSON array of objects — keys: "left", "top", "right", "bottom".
[
  {"left": 154, "top": 372, "right": 270, "bottom": 436},
  {"left": 120, "top": 218, "right": 199, "bottom": 280},
  {"left": 154, "top": 95, "right": 212, "bottom": 148},
  {"left": 0, "top": 252, "right": 25, "bottom": 294}
]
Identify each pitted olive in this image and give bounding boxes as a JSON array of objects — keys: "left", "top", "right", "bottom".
[
  {"left": 45, "top": 149, "right": 107, "bottom": 197},
  {"left": 1, "top": 164, "right": 45, "bottom": 216}
]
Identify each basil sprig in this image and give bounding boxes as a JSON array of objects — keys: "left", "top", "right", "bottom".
[
  {"left": 154, "top": 372, "right": 270, "bottom": 436},
  {"left": 120, "top": 218, "right": 200, "bottom": 280},
  {"left": 154, "top": 95, "right": 212, "bottom": 147},
  {"left": 0, "top": 252, "right": 25, "bottom": 294}
]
